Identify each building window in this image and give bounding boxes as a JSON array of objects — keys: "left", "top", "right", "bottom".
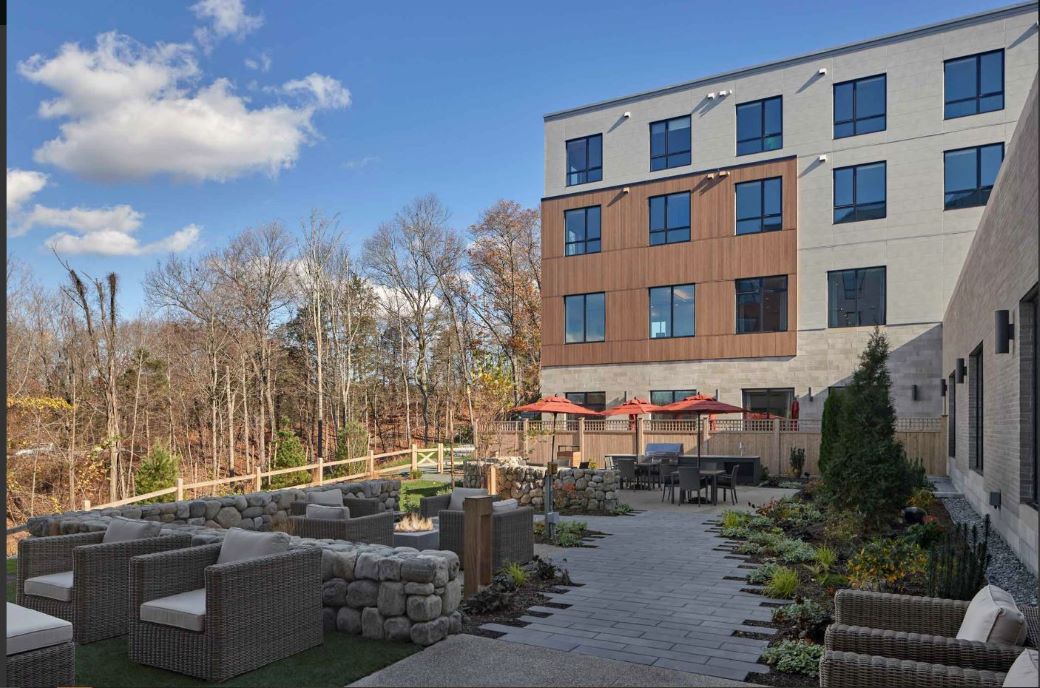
[
  {"left": 566, "top": 134, "right": 602, "bottom": 186},
  {"left": 649, "top": 192, "right": 691, "bottom": 245},
  {"left": 828, "top": 267, "right": 886, "bottom": 328},
  {"left": 1022, "top": 290, "right": 1038, "bottom": 505},
  {"left": 742, "top": 388, "right": 794, "bottom": 418},
  {"left": 564, "top": 206, "right": 601, "bottom": 256},
  {"left": 948, "top": 372, "right": 957, "bottom": 457},
  {"left": 650, "top": 389, "right": 697, "bottom": 406},
  {"left": 565, "top": 391, "right": 606, "bottom": 413},
  {"left": 735, "top": 178, "right": 782, "bottom": 235},
  {"left": 649, "top": 284, "right": 695, "bottom": 339},
  {"left": 969, "top": 344, "right": 984, "bottom": 473},
  {"left": 650, "top": 116, "right": 691, "bottom": 171},
  {"left": 736, "top": 96, "right": 782, "bottom": 155},
  {"left": 944, "top": 49, "right": 1004, "bottom": 119},
  {"left": 833, "top": 162, "right": 886, "bottom": 223},
  {"left": 736, "top": 276, "right": 788, "bottom": 333},
  {"left": 833, "top": 74, "right": 886, "bottom": 138},
  {"left": 944, "top": 144, "right": 1004, "bottom": 210},
  {"left": 564, "top": 293, "right": 605, "bottom": 343}
]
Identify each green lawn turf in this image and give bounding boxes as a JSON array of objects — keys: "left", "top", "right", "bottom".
[
  {"left": 398, "top": 479, "right": 451, "bottom": 512},
  {"left": 7, "top": 558, "right": 417, "bottom": 687}
]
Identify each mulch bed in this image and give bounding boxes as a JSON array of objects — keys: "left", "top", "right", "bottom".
[
  {"left": 532, "top": 528, "right": 607, "bottom": 547},
  {"left": 460, "top": 578, "right": 577, "bottom": 639}
]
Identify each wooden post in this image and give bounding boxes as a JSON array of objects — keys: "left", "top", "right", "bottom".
[
  {"left": 368, "top": 451, "right": 376, "bottom": 479},
  {"left": 636, "top": 416, "right": 645, "bottom": 454},
  {"left": 487, "top": 465, "right": 498, "bottom": 496},
  {"left": 312, "top": 455, "right": 323, "bottom": 485},
  {"left": 522, "top": 418, "right": 530, "bottom": 457},
  {"left": 577, "top": 417, "right": 585, "bottom": 460},
  {"left": 318, "top": 455, "right": 325, "bottom": 484},
  {"left": 437, "top": 442, "right": 444, "bottom": 473},
  {"left": 82, "top": 499, "right": 91, "bottom": 511},
  {"left": 175, "top": 478, "right": 184, "bottom": 502},
  {"left": 773, "top": 418, "right": 782, "bottom": 476},
  {"left": 463, "top": 495, "right": 494, "bottom": 596},
  {"left": 254, "top": 466, "right": 262, "bottom": 492},
  {"left": 411, "top": 443, "right": 418, "bottom": 474}
]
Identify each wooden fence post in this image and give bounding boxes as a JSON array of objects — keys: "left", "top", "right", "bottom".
[
  {"left": 313, "top": 455, "right": 324, "bottom": 485},
  {"left": 368, "top": 451, "right": 376, "bottom": 479},
  {"left": 636, "top": 416, "right": 645, "bottom": 454},
  {"left": 437, "top": 443, "right": 444, "bottom": 473},
  {"left": 772, "top": 418, "right": 781, "bottom": 476},
  {"left": 175, "top": 478, "right": 184, "bottom": 502},
  {"left": 522, "top": 418, "right": 530, "bottom": 457},
  {"left": 487, "top": 465, "right": 498, "bottom": 496},
  {"left": 578, "top": 417, "right": 585, "bottom": 461},
  {"left": 82, "top": 499, "right": 91, "bottom": 511},
  {"left": 254, "top": 466, "right": 262, "bottom": 492},
  {"left": 411, "top": 443, "right": 418, "bottom": 474},
  {"left": 463, "top": 496, "right": 494, "bottom": 596}
]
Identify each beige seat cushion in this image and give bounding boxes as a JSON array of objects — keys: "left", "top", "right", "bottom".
[
  {"left": 1003, "top": 648, "right": 1039, "bottom": 687},
  {"left": 956, "top": 585, "right": 1028, "bottom": 645},
  {"left": 140, "top": 589, "right": 206, "bottom": 632},
  {"left": 492, "top": 498, "right": 519, "bottom": 512},
  {"left": 23, "top": 571, "right": 74, "bottom": 602},
  {"left": 305, "top": 504, "right": 349, "bottom": 520},
  {"left": 307, "top": 490, "right": 344, "bottom": 506},
  {"left": 216, "top": 528, "right": 290, "bottom": 565},
  {"left": 6, "top": 602, "right": 73, "bottom": 655},
  {"left": 448, "top": 488, "right": 489, "bottom": 511},
  {"left": 103, "top": 516, "right": 162, "bottom": 543}
]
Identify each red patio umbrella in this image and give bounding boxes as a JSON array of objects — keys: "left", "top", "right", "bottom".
[
  {"left": 512, "top": 396, "right": 600, "bottom": 464},
  {"left": 659, "top": 394, "right": 749, "bottom": 460},
  {"left": 600, "top": 397, "right": 665, "bottom": 430}
]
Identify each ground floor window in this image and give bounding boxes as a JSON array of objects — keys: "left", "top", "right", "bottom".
[
  {"left": 1022, "top": 289, "right": 1039, "bottom": 505},
  {"left": 948, "top": 372, "right": 957, "bottom": 458},
  {"left": 742, "top": 388, "right": 794, "bottom": 418},
  {"left": 565, "top": 391, "right": 606, "bottom": 413},
  {"left": 969, "top": 344, "right": 984, "bottom": 473}
]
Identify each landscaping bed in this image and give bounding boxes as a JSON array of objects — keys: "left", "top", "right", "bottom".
[
  {"left": 459, "top": 556, "right": 578, "bottom": 638},
  {"left": 532, "top": 519, "right": 606, "bottom": 547}
]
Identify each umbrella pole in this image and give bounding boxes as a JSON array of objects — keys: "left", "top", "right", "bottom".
[{"left": 546, "top": 412, "right": 557, "bottom": 541}]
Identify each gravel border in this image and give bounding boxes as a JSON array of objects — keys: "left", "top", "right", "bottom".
[{"left": 939, "top": 495, "right": 1038, "bottom": 606}]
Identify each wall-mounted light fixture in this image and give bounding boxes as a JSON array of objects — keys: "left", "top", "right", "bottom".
[
  {"left": 718, "top": 170, "right": 730, "bottom": 177},
  {"left": 623, "top": 111, "right": 631, "bottom": 119},
  {"left": 940, "top": 378, "right": 947, "bottom": 397},
  {"left": 808, "top": 386, "right": 813, "bottom": 401},
  {"left": 714, "top": 389, "right": 719, "bottom": 400},
  {"left": 707, "top": 92, "right": 717, "bottom": 100},
  {"left": 622, "top": 187, "right": 630, "bottom": 194},
  {"left": 707, "top": 173, "right": 716, "bottom": 179},
  {"left": 995, "top": 309, "right": 1014, "bottom": 354},
  {"left": 911, "top": 384, "right": 918, "bottom": 401},
  {"left": 717, "top": 90, "right": 731, "bottom": 97},
  {"left": 818, "top": 154, "right": 828, "bottom": 162},
  {"left": 818, "top": 67, "right": 827, "bottom": 75},
  {"left": 956, "top": 358, "right": 967, "bottom": 383}
]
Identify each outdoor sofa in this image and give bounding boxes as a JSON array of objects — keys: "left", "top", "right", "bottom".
[
  {"left": 420, "top": 488, "right": 533, "bottom": 571},
  {"left": 287, "top": 488, "right": 394, "bottom": 544},
  {"left": 6, "top": 602, "right": 75, "bottom": 688}
]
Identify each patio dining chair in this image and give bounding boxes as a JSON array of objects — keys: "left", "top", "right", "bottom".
[
  {"left": 615, "top": 458, "right": 637, "bottom": 490},
  {"left": 717, "top": 464, "right": 741, "bottom": 504},
  {"left": 676, "top": 465, "right": 709, "bottom": 505}
]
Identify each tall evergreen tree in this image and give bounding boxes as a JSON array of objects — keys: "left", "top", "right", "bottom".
[
  {"left": 821, "top": 329, "right": 915, "bottom": 531},
  {"left": 818, "top": 389, "right": 845, "bottom": 475}
]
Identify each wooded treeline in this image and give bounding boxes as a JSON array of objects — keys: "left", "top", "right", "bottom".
[{"left": 6, "top": 196, "right": 541, "bottom": 522}]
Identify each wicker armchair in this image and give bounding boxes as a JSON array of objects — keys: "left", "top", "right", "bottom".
[
  {"left": 289, "top": 495, "right": 381, "bottom": 517},
  {"left": 820, "top": 650, "right": 1009, "bottom": 688},
  {"left": 128, "top": 543, "right": 322, "bottom": 682},
  {"left": 438, "top": 507, "right": 534, "bottom": 572},
  {"left": 418, "top": 493, "right": 501, "bottom": 519},
  {"left": 17, "top": 530, "right": 193, "bottom": 644},
  {"left": 287, "top": 511, "right": 394, "bottom": 545}
]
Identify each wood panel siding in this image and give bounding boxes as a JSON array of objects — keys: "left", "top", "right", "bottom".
[{"left": 542, "top": 157, "right": 798, "bottom": 367}]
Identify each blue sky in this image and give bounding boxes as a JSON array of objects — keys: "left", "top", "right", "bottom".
[{"left": 7, "top": 0, "right": 1012, "bottom": 313}]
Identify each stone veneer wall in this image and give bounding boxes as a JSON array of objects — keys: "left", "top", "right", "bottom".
[
  {"left": 463, "top": 461, "right": 619, "bottom": 512},
  {"left": 23, "top": 479, "right": 462, "bottom": 646}
]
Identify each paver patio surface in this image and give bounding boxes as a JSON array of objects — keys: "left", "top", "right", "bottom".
[
  {"left": 485, "top": 507, "right": 787, "bottom": 683},
  {"left": 349, "top": 633, "right": 757, "bottom": 687}
]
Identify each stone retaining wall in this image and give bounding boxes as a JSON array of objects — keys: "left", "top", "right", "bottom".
[
  {"left": 23, "top": 479, "right": 462, "bottom": 646},
  {"left": 463, "top": 461, "right": 619, "bottom": 513}
]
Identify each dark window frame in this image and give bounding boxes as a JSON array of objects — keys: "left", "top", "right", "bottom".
[
  {"left": 650, "top": 389, "right": 698, "bottom": 406},
  {"left": 565, "top": 391, "right": 606, "bottom": 413},
  {"left": 648, "top": 191, "right": 691, "bottom": 246},
  {"left": 948, "top": 371, "right": 957, "bottom": 457},
  {"left": 969, "top": 343, "right": 984, "bottom": 474},
  {"left": 833, "top": 74, "right": 887, "bottom": 138},
  {"left": 833, "top": 161, "right": 887, "bottom": 223},
  {"left": 1023, "top": 288, "right": 1039, "bottom": 506},
  {"left": 649, "top": 115, "right": 692, "bottom": 171},
  {"left": 736, "top": 96, "right": 783, "bottom": 156},
  {"left": 563, "top": 292, "right": 605, "bottom": 344},
  {"left": 735, "top": 177, "right": 783, "bottom": 235},
  {"left": 564, "top": 206, "right": 602, "bottom": 256},
  {"left": 735, "top": 275, "right": 789, "bottom": 334},
  {"left": 565, "top": 134, "right": 603, "bottom": 187},
  {"left": 944, "top": 143, "right": 1004, "bottom": 210},
  {"left": 944, "top": 49, "right": 1004, "bottom": 120},
  {"left": 742, "top": 388, "right": 795, "bottom": 418},
  {"left": 828, "top": 266, "right": 887, "bottom": 328},
  {"left": 648, "top": 283, "right": 696, "bottom": 340}
]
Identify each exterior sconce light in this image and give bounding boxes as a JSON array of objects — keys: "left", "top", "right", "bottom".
[
  {"left": 818, "top": 67, "right": 827, "bottom": 75},
  {"left": 995, "top": 309, "right": 1014, "bottom": 354},
  {"left": 622, "top": 187, "right": 630, "bottom": 194},
  {"left": 623, "top": 111, "right": 631, "bottom": 119},
  {"left": 707, "top": 173, "right": 716, "bottom": 179},
  {"left": 818, "top": 154, "right": 828, "bottom": 162},
  {"left": 940, "top": 378, "right": 947, "bottom": 397},
  {"left": 911, "top": 384, "right": 918, "bottom": 401},
  {"left": 808, "top": 386, "right": 813, "bottom": 401},
  {"left": 956, "top": 358, "right": 966, "bottom": 383},
  {"left": 718, "top": 170, "right": 730, "bottom": 177},
  {"left": 707, "top": 92, "right": 717, "bottom": 100}
]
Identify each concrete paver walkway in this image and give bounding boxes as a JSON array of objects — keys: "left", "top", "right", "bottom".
[
  {"left": 483, "top": 508, "right": 785, "bottom": 682},
  {"left": 350, "top": 633, "right": 756, "bottom": 687}
]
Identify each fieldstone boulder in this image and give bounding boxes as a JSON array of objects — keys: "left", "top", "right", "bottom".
[
  {"left": 361, "top": 607, "right": 384, "bottom": 640},
  {"left": 336, "top": 606, "right": 362, "bottom": 634},
  {"left": 214, "top": 506, "right": 242, "bottom": 529},
  {"left": 403, "top": 582, "right": 434, "bottom": 595},
  {"left": 410, "top": 618, "right": 447, "bottom": 646},
  {"left": 322, "top": 579, "right": 348, "bottom": 606},
  {"left": 346, "top": 580, "right": 379, "bottom": 608},
  {"left": 383, "top": 616, "right": 412, "bottom": 641},
  {"left": 377, "top": 582, "right": 406, "bottom": 616},
  {"left": 406, "top": 594, "right": 442, "bottom": 622}
]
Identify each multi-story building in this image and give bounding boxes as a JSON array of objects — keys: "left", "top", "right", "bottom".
[{"left": 540, "top": 2, "right": 1038, "bottom": 420}]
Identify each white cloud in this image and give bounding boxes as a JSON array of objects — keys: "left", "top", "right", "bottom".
[
  {"left": 342, "top": 155, "right": 379, "bottom": 171},
  {"left": 282, "top": 73, "right": 351, "bottom": 109},
  {"left": 244, "top": 51, "right": 271, "bottom": 72},
  {"left": 191, "top": 0, "right": 263, "bottom": 52},
  {"left": 6, "top": 169, "right": 48, "bottom": 211},
  {"left": 19, "top": 32, "right": 349, "bottom": 183},
  {"left": 14, "top": 200, "right": 199, "bottom": 255}
]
